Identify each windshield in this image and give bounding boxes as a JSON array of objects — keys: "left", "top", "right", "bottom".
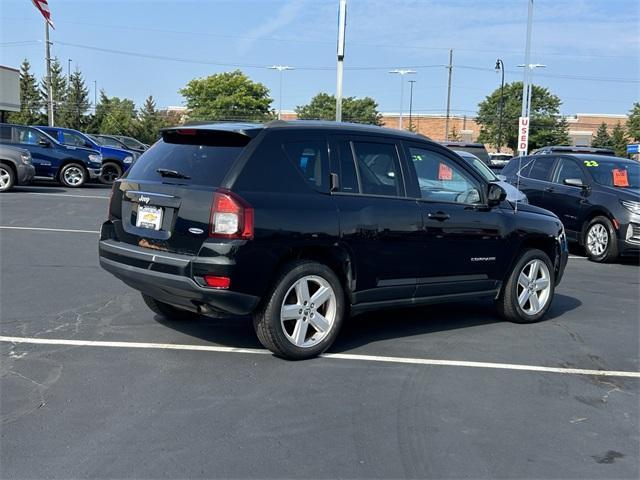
[
  {"left": 119, "top": 136, "right": 146, "bottom": 149},
  {"left": 454, "top": 151, "right": 497, "bottom": 182},
  {"left": 584, "top": 158, "right": 639, "bottom": 189}
]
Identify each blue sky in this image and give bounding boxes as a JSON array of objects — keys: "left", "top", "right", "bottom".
[{"left": 1, "top": 0, "right": 638, "bottom": 116}]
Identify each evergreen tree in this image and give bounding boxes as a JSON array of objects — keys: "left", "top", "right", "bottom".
[
  {"left": 40, "top": 57, "right": 67, "bottom": 124},
  {"left": 7, "top": 59, "right": 42, "bottom": 125},
  {"left": 610, "top": 122, "right": 628, "bottom": 157},
  {"left": 60, "top": 67, "right": 90, "bottom": 130},
  {"left": 137, "top": 96, "right": 166, "bottom": 144},
  {"left": 627, "top": 102, "right": 640, "bottom": 142},
  {"left": 87, "top": 91, "right": 138, "bottom": 136},
  {"left": 591, "top": 122, "right": 612, "bottom": 148},
  {"left": 296, "top": 92, "right": 382, "bottom": 125}
]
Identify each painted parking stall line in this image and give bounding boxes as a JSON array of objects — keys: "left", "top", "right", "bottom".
[
  {"left": 2, "top": 336, "right": 639, "bottom": 379},
  {"left": 0, "top": 226, "right": 100, "bottom": 234},
  {"left": 1, "top": 192, "right": 109, "bottom": 200}
]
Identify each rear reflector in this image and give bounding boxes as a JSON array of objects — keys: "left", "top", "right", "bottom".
[{"left": 203, "top": 275, "right": 230, "bottom": 289}]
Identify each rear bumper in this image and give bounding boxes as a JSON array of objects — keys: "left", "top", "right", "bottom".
[{"left": 99, "top": 239, "right": 259, "bottom": 316}]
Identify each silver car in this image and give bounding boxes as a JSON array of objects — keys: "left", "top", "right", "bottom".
[{"left": 453, "top": 150, "right": 528, "bottom": 204}]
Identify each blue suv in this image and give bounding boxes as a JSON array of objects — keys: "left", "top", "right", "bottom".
[
  {"left": 38, "top": 126, "right": 136, "bottom": 184},
  {"left": 0, "top": 123, "right": 102, "bottom": 188}
]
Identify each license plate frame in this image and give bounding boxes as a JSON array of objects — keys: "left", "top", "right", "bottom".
[{"left": 136, "top": 205, "right": 163, "bottom": 231}]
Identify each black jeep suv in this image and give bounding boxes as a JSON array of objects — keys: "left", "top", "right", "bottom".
[{"left": 99, "top": 121, "right": 568, "bottom": 359}]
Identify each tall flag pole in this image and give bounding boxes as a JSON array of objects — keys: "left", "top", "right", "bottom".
[{"left": 31, "top": 1, "right": 55, "bottom": 125}]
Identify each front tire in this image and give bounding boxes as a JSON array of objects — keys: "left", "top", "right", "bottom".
[
  {"left": 254, "top": 261, "right": 346, "bottom": 360},
  {"left": 584, "top": 216, "right": 618, "bottom": 263},
  {"left": 0, "top": 163, "right": 15, "bottom": 192},
  {"left": 497, "top": 249, "right": 555, "bottom": 324},
  {"left": 59, "top": 163, "right": 87, "bottom": 188},
  {"left": 99, "top": 161, "right": 123, "bottom": 185},
  {"left": 142, "top": 293, "right": 200, "bottom": 320}
]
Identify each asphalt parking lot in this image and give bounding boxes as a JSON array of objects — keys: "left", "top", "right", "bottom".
[{"left": 1, "top": 183, "right": 639, "bottom": 479}]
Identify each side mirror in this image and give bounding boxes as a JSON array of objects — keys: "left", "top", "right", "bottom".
[
  {"left": 487, "top": 183, "right": 507, "bottom": 207},
  {"left": 37, "top": 139, "right": 50, "bottom": 147},
  {"left": 497, "top": 174, "right": 507, "bottom": 181},
  {"left": 563, "top": 178, "right": 584, "bottom": 187}
]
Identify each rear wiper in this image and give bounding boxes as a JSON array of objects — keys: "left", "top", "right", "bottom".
[{"left": 156, "top": 168, "right": 190, "bottom": 179}]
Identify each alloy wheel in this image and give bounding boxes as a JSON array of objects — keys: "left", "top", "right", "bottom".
[
  {"left": 516, "top": 259, "right": 551, "bottom": 316},
  {"left": 100, "top": 165, "right": 120, "bottom": 184},
  {"left": 586, "top": 223, "right": 608, "bottom": 256},
  {"left": 280, "top": 275, "right": 337, "bottom": 348},
  {"left": 63, "top": 166, "right": 84, "bottom": 186},
  {"left": 0, "top": 167, "right": 10, "bottom": 191}
]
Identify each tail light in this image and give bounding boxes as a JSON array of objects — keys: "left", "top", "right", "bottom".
[{"left": 210, "top": 190, "right": 253, "bottom": 239}]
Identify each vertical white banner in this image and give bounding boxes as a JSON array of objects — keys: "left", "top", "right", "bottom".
[{"left": 518, "top": 117, "right": 530, "bottom": 155}]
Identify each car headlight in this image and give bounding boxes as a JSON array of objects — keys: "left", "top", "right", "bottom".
[
  {"left": 20, "top": 152, "right": 32, "bottom": 164},
  {"left": 621, "top": 200, "right": 640, "bottom": 215},
  {"left": 88, "top": 154, "right": 102, "bottom": 163},
  {"left": 123, "top": 155, "right": 133, "bottom": 164}
]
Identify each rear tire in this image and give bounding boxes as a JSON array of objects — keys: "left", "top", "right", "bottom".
[
  {"left": 497, "top": 248, "right": 555, "bottom": 324},
  {"left": 59, "top": 163, "right": 87, "bottom": 188},
  {"left": 0, "top": 163, "right": 15, "bottom": 192},
  {"left": 142, "top": 293, "right": 200, "bottom": 321},
  {"left": 99, "top": 161, "right": 123, "bottom": 185},
  {"left": 584, "top": 216, "right": 618, "bottom": 263},
  {"left": 253, "top": 261, "right": 346, "bottom": 360}
]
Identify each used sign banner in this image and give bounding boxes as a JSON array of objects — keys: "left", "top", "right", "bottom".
[{"left": 518, "top": 117, "right": 530, "bottom": 155}]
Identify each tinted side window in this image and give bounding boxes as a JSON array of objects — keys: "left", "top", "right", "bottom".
[
  {"left": 553, "top": 158, "right": 585, "bottom": 184},
  {"left": 15, "top": 127, "right": 44, "bottom": 145},
  {"left": 410, "top": 147, "right": 482, "bottom": 204},
  {"left": 282, "top": 141, "right": 327, "bottom": 190},
  {"left": 0, "top": 126, "right": 12, "bottom": 143},
  {"left": 352, "top": 141, "right": 404, "bottom": 197},
  {"left": 527, "top": 157, "right": 556, "bottom": 181},
  {"left": 332, "top": 140, "right": 359, "bottom": 193},
  {"left": 62, "top": 131, "right": 88, "bottom": 147}
]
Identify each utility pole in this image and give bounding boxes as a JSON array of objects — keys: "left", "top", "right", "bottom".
[
  {"left": 495, "top": 59, "right": 505, "bottom": 152},
  {"left": 67, "top": 58, "right": 72, "bottom": 81},
  {"left": 269, "top": 65, "right": 293, "bottom": 120},
  {"left": 444, "top": 48, "right": 453, "bottom": 140},
  {"left": 45, "top": 21, "right": 54, "bottom": 126},
  {"left": 389, "top": 69, "right": 416, "bottom": 130},
  {"left": 93, "top": 80, "right": 97, "bottom": 109},
  {"left": 408, "top": 80, "right": 416, "bottom": 132},
  {"left": 335, "top": 0, "right": 347, "bottom": 122}
]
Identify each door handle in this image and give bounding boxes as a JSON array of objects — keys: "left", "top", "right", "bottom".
[
  {"left": 427, "top": 211, "right": 450, "bottom": 221},
  {"left": 544, "top": 187, "right": 555, "bottom": 193}
]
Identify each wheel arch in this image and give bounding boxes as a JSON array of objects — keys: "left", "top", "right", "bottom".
[
  {"left": 578, "top": 207, "right": 615, "bottom": 245},
  {"left": 0, "top": 159, "right": 17, "bottom": 178},
  {"left": 503, "top": 235, "right": 559, "bottom": 286}
]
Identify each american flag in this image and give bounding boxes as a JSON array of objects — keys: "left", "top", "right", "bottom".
[{"left": 30, "top": 0, "right": 54, "bottom": 28}]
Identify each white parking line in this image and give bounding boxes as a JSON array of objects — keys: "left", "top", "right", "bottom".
[
  {"left": 0, "top": 226, "right": 99, "bottom": 234},
  {"left": 2, "top": 336, "right": 638, "bottom": 379},
  {"left": 569, "top": 255, "right": 587, "bottom": 259},
  {"left": 3, "top": 192, "right": 109, "bottom": 199}
]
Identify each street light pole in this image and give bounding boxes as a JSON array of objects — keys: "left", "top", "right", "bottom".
[
  {"left": 389, "top": 69, "right": 416, "bottom": 130},
  {"left": 269, "top": 65, "right": 294, "bottom": 120},
  {"left": 518, "top": 63, "right": 546, "bottom": 117},
  {"left": 67, "top": 58, "right": 72, "bottom": 81},
  {"left": 495, "top": 59, "right": 505, "bottom": 152},
  {"left": 521, "top": 0, "right": 534, "bottom": 123},
  {"left": 336, "top": 0, "right": 347, "bottom": 122},
  {"left": 44, "top": 20, "right": 54, "bottom": 126},
  {"left": 408, "top": 80, "right": 416, "bottom": 132}
]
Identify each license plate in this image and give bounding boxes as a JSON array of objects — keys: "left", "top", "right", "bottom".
[{"left": 136, "top": 205, "right": 163, "bottom": 230}]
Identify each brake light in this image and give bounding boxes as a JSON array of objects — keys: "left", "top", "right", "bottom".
[
  {"left": 203, "top": 275, "right": 230, "bottom": 289},
  {"left": 210, "top": 190, "right": 254, "bottom": 239}
]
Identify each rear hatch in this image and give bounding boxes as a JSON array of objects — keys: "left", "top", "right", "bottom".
[{"left": 108, "top": 127, "right": 258, "bottom": 255}]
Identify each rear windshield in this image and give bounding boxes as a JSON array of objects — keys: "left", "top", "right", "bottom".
[
  {"left": 125, "top": 130, "right": 249, "bottom": 186},
  {"left": 448, "top": 146, "right": 490, "bottom": 164}
]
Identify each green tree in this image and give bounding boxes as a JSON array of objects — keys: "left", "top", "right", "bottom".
[
  {"left": 59, "top": 67, "right": 90, "bottom": 130},
  {"left": 610, "top": 122, "right": 628, "bottom": 157},
  {"left": 40, "top": 57, "right": 67, "bottom": 124},
  {"left": 87, "top": 91, "right": 138, "bottom": 136},
  {"left": 591, "top": 122, "right": 612, "bottom": 148},
  {"left": 179, "top": 70, "right": 273, "bottom": 121},
  {"left": 295, "top": 92, "right": 382, "bottom": 125},
  {"left": 476, "top": 81, "right": 569, "bottom": 153},
  {"left": 626, "top": 102, "right": 640, "bottom": 142},
  {"left": 137, "top": 95, "right": 167, "bottom": 144},
  {"left": 7, "top": 59, "right": 42, "bottom": 124}
]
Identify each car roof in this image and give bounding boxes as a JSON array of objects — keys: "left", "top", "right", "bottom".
[
  {"left": 536, "top": 145, "right": 615, "bottom": 153},
  {"left": 165, "top": 120, "right": 432, "bottom": 142},
  {"left": 558, "top": 153, "right": 635, "bottom": 163},
  {"left": 438, "top": 141, "right": 486, "bottom": 148}
]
